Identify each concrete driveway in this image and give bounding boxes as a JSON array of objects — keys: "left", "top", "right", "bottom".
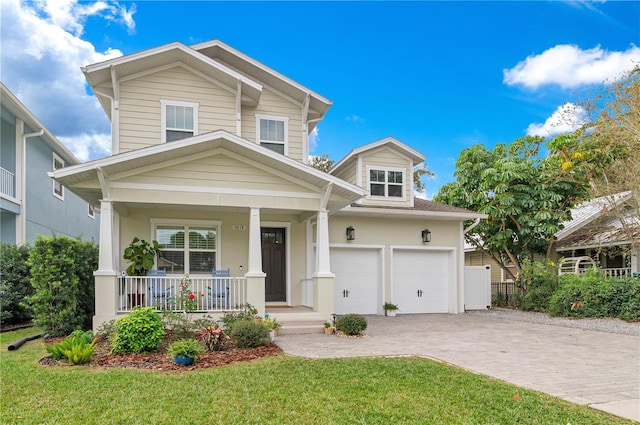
[{"left": 276, "top": 313, "right": 640, "bottom": 422}]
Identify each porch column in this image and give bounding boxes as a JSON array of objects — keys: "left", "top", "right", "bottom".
[
  {"left": 313, "top": 209, "right": 334, "bottom": 313},
  {"left": 93, "top": 199, "right": 118, "bottom": 330},
  {"left": 245, "top": 207, "right": 266, "bottom": 315}
]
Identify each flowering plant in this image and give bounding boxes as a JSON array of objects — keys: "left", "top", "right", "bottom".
[
  {"left": 196, "top": 324, "right": 229, "bottom": 351},
  {"left": 262, "top": 316, "right": 281, "bottom": 330},
  {"left": 176, "top": 274, "right": 203, "bottom": 313}
]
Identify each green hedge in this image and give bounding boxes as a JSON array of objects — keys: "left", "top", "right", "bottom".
[
  {"left": 0, "top": 243, "right": 33, "bottom": 327},
  {"left": 548, "top": 272, "right": 640, "bottom": 321},
  {"left": 23, "top": 235, "right": 98, "bottom": 336}
]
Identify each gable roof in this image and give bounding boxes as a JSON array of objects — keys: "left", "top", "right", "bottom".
[
  {"left": 192, "top": 40, "right": 331, "bottom": 128},
  {"left": 82, "top": 41, "right": 263, "bottom": 120},
  {"left": 1, "top": 82, "right": 79, "bottom": 165},
  {"left": 330, "top": 136, "right": 426, "bottom": 176},
  {"left": 555, "top": 191, "right": 633, "bottom": 241},
  {"left": 51, "top": 130, "right": 365, "bottom": 211}
]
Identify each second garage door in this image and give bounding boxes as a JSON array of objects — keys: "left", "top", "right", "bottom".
[
  {"left": 330, "top": 247, "right": 381, "bottom": 315},
  {"left": 392, "top": 249, "right": 451, "bottom": 314}
]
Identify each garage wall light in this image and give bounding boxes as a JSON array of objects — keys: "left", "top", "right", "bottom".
[
  {"left": 421, "top": 229, "right": 431, "bottom": 243},
  {"left": 346, "top": 226, "right": 355, "bottom": 241}
]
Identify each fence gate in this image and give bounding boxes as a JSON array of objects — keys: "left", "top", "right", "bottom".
[{"left": 464, "top": 266, "right": 491, "bottom": 310}]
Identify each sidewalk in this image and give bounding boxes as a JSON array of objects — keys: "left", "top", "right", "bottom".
[{"left": 276, "top": 313, "right": 640, "bottom": 422}]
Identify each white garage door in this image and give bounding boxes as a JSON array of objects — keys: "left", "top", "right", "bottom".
[
  {"left": 393, "top": 250, "right": 451, "bottom": 314},
  {"left": 331, "top": 248, "right": 381, "bottom": 315}
]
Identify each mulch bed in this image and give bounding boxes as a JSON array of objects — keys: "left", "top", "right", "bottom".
[{"left": 40, "top": 336, "right": 281, "bottom": 371}]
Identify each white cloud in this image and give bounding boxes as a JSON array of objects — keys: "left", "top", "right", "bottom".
[
  {"left": 308, "top": 127, "right": 319, "bottom": 153},
  {"left": 0, "top": 0, "right": 135, "bottom": 161},
  {"left": 346, "top": 114, "right": 365, "bottom": 124},
  {"left": 504, "top": 44, "right": 640, "bottom": 89},
  {"left": 526, "top": 102, "right": 588, "bottom": 137}
]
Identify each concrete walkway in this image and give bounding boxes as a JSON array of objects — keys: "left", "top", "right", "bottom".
[{"left": 276, "top": 313, "right": 640, "bottom": 422}]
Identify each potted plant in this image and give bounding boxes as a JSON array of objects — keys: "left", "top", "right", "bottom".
[
  {"left": 383, "top": 302, "right": 399, "bottom": 317},
  {"left": 123, "top": 237, "right": 161, "bottom": 276},
  {"left": 167, "top": 338, "right": 205, "bottom": 366},
  {"left": 263, "top": 316, "right": 282, "bottom": 337},
  {"left": 323, "top": 321, "right": 334, "bottom": 335}
]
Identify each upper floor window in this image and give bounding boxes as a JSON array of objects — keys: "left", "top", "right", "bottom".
[
  {"left": 368, "top": 167, "right": 404, "bottom": 199},
  {"left": 256, "top": 114, "right": 288, "bottom": 155},
  {"left": 161, "top": 100, "right": 199, "bottom": 143},
  {"left": 153, "top": 219, "right": 220, "bottom": 275},
  {"left": 52, "top": 153, "right": 64, "bottom": 200}
]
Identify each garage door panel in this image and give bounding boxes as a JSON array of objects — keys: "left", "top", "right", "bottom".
[
  {"left": 393, "top": 250, "right": 450, "bottom": 314},
  {"left": 331, "top": 248, "right": 380, "bottom": 315}
]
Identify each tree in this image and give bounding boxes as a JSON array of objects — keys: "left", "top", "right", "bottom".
[
  {"left": 308, "top": 153, "right": 335, "bottom": 173},
  {"left": 435, "top": 136, "right": 589, "bottom": 279},
  {"left": 548, "top": 66, "right": 640, "bottom": 253}
]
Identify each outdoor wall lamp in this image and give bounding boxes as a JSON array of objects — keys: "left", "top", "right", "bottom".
[
  {"left": 421, "top": 229, "right": 432, "bottom": 243},
  {"left": 346, "top": 226, "right": 355, "bottom": 241}
]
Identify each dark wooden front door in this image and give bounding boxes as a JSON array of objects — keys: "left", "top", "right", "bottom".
[{"left": 262, "top": 228, "right": 286, "bottom": 302}]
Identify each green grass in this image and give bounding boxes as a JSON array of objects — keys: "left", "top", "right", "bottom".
[{"left": 0, "top": 328, "right": 632, "bottom": 424}]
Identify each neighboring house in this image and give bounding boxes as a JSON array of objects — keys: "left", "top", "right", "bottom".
[
  {"left": 50, "top": 40, "right": 485, "bottom": 329},
  {"left": 555, "top": 191, "right": 639, "bottom": 277},
  {"left": 0, "top": 82, "right": 99, "bottom": 246},
  {"left": 463, "top": 191, "right": 640, "bottom": 280}
]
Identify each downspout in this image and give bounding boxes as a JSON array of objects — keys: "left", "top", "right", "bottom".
[
  {"left": 464, "top": 217, "right": 481, "bottom": 234},
  {"left": 18, "top": 122, "right": 44, "bottom": 244}
]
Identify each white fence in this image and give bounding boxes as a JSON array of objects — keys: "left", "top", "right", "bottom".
[
  {"left": 464, "top": 266, "right": 492, "bottom": 310},
  {"left": 117, "top": 275, "right": 246, "bottom": 313}
]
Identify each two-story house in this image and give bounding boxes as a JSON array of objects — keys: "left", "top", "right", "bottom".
[
  {"left": 1, "top": 82, "right": 99, "bottom": 246},
  {"left": 50, "top": 40, "right": 485, "bottom": 329}
]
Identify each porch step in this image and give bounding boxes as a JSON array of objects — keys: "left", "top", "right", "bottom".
[{"left": 277, "top": 319, "right": 326, "bottom": 335}]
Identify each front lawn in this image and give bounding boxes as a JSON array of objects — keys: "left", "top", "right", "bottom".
[{"left": 0, "top": 328, "right": 632, "bottom": 424}]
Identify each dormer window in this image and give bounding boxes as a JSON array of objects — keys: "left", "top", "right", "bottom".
[
  {"left": 368, "top": 167, "right": 405, "bottom": 199},
  {"left": 257, "top": 114, "right": 288, "bottom": 155},
  {"left": 161, "top": 100, "right": 199, "bottom": 143}
]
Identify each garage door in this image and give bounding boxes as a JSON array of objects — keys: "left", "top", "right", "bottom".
[
  {"left": 331, "top": 248, "right": 381, "bottom": 314},
  {"left": 392, "top": 250, "right": 451, "bottom": 313}
]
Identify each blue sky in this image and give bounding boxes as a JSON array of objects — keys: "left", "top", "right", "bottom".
[{"left": 2, "top": 1, "right": 639, "bottom": 198}]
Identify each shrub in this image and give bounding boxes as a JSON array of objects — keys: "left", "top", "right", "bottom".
[
  {"left": 196, "top": 324, "right": 228, "bottom": 351},
  {"left": 335, "top": 314, "right": 368, "bottom": 335},
  {"left": 167, "top": 338, "right": 205, "bottom": 360},
  {"left": 228, "top": 319, "right": 269, "bottom": 348},
  {"left": 220, "top": 304, "right": 258, "bottom": 331},
  {"left": 23, "top": 235, "right": 97, "bottom": 336},
  {"left": 515, "top": 259, "right": 558, "bottom": 312},
  {"left": 46, "top": 329, "right": 97, "bottom": 365},
  {"left": 549, "top": 272, "right": 640, "bottom": 321},
  {"left": 110, "top": 307, "right": 166, "bottom": 354},
  {"left": 0, "top": 243, "right": 33, "bottom": 327}
]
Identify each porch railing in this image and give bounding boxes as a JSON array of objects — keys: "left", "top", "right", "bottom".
[
  {"left": 0, "top": 167, "right": 15, "bottom": 198},
  {"left": 117, "top": 275, "right": 247, "bottom": 313},
  {"left": 599, "top": 267, "right": 632, "bottom": 278}
]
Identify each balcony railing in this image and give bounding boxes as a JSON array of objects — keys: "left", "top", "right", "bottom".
[
  {"left": 117, "top": 275, "right": 247, "bottom": 313},
  {"left": 0, "top": 167, "right": 15, "bottom": 198}
]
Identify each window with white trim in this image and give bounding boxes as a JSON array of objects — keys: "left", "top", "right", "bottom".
[
  {"left": 256, "top": 114, "right": 288, "bottom": 155},
  {"left": 88, "top": 204, "right": 95, "bottom": 219},
  {"left": 161, "top": 100, "right": 199, "bottom": 143},
  {"left": 368, "top": 167, "right": 405, "bottom": 199},
  {"left": 52, "top": 153, "right": 64, "bottom": 199},
  {"left": 154, "top": 221, "right": 219, "bottom": 275}
]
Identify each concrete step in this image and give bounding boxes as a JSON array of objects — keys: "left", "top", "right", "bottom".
[{"left": 277, "top": 319, "right": 328, "bottom": 335}]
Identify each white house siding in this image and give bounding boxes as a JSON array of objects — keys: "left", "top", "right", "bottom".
[
  {"left": 332, "top": 161, "right": 358, "bottom": 186},
  {"left": 327, "top": 215, "right": 462, "bottom": 311},
  {"left": 360, "top": 147, "right": 412, "bottom": 208},
  {"left": 118, "top": 66, "right": 236, "bottom": 152},
  {"left": 241, "top": 88, "right": 303, "bottom": 162}
]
